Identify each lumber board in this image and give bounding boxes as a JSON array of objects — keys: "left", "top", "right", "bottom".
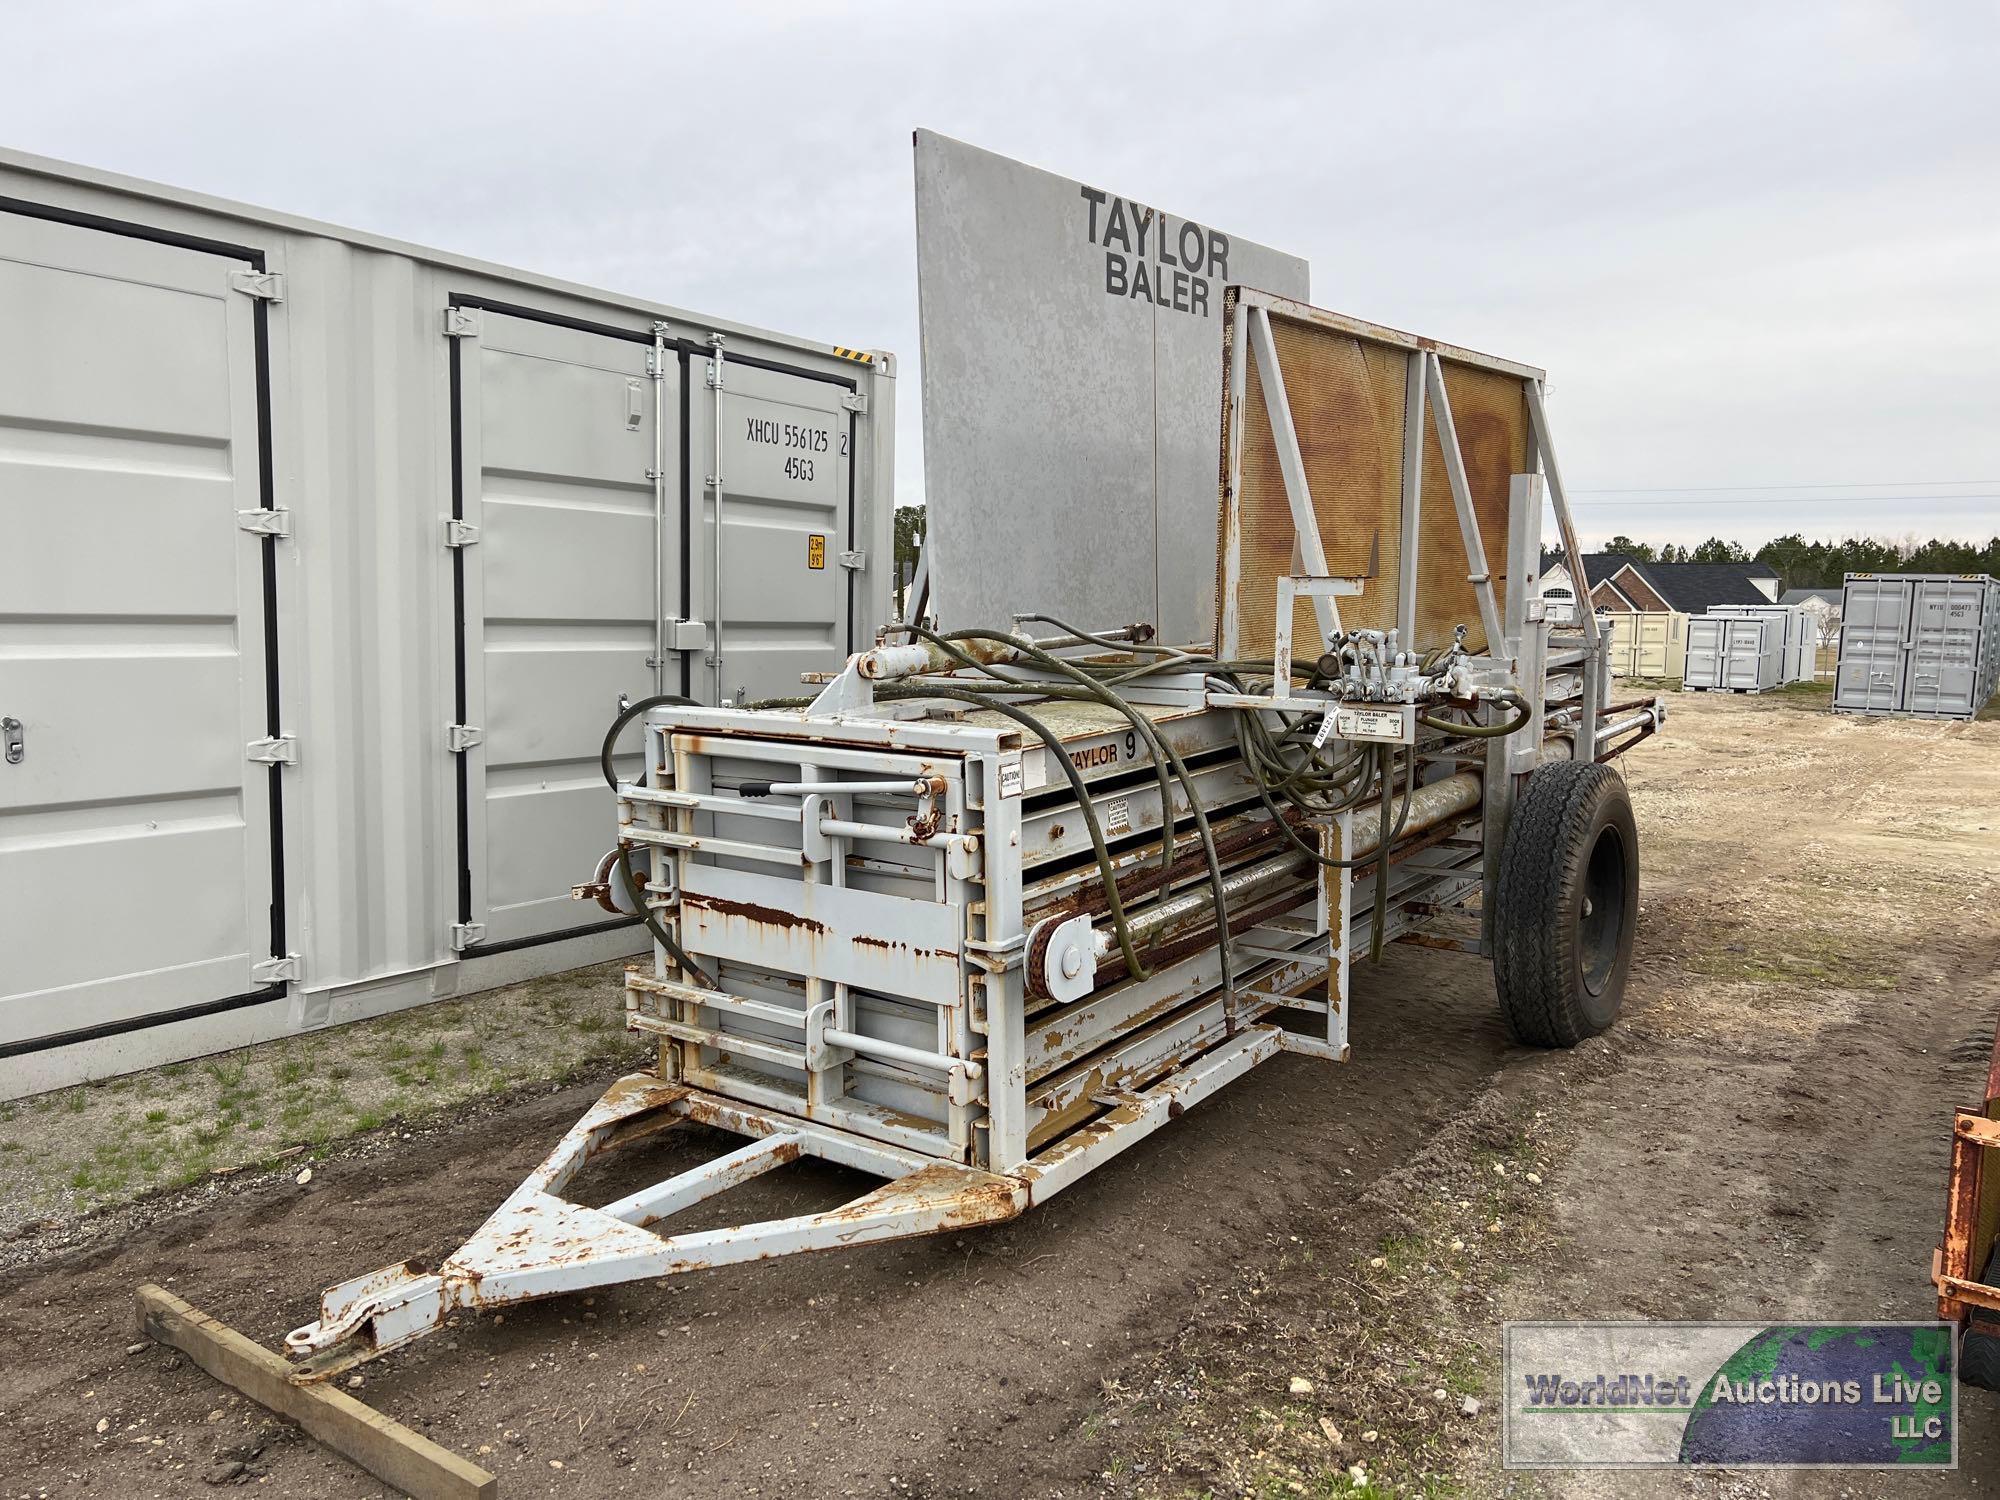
[{"left": 135, "top": 1284, "right": 496, "bottom": 1500}]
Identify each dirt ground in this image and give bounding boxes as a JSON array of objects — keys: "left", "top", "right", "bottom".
[{"left": 2, "top": 687, "right": 1996, "bottom": 1498}]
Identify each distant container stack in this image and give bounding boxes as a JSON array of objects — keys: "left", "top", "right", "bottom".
[
  {"left": 1684, "top": 615, "right": 1782, "bottom": 693},
  {"left": 1600, "top": 610, "right": 1688, "bottom": 681},
  {"left": 1705, "top": 603, "right": 1816, "bottom": 684},
  {"left": 1834, "top": 574, "right": 2000, "bottom": 721}
]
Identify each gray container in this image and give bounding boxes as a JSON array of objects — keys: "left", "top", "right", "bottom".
[
  {"left": 1834, "top": 574, "right": 1999, "bottom": 720},
  {"left": 1683, "top": 615, "right": 1781, "bottom": 692},
  {"left": 0, "top": 146, "right": 897, "bottom": 1097},
  {"left": 1705, "top": 604, "right": 1814, "bottom": 684}
]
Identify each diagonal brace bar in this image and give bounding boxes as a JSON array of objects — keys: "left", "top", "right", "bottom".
[
  {"left": 1422, "top": 352, "right": 1508, "bottom": 652},
  {"left": 1248, "top": 305, "right": 1339, "bottom": 647}
]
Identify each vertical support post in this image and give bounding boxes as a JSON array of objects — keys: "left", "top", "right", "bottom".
[
  {"left": 1318, "top": 813, "right": 1352, "bottom": 1061},
  {"left": 1273, "top": 575, "right": 1295, "bottom": 688},
  {"left": 1217, "top": 294, "right": 1251, "bottom": 656},
  {"left": 1525, "top": 379, "right": 1599, "bottom": 760},
  {"left": 977, "top": 750, "right": 1029, "bottom": 1174},
  {"left": 1503, "top": 473, "right": 1547, "bottom": 773},
  {"left": 1397, "top": 350, "right": 1425, "bottom": 645},
  {"left": 1422, "top": 354, "right": 1507, "bottom": 652},
  {"left": 1480, "top": 473, "right": 1544, "bottom": 955},
  {"left": 706, "top": 334, "right": 727, "bottom": 701},
  {"left": 1247, "top": 305, "right": 1338, "bottom": 648},
  {"left": 649, "top": 322, "right": 669, "bottom": 695}
]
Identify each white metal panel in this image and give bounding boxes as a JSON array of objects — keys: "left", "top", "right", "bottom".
[
  {"left": 1904, "top": 577, "right": 1988, "bottom": 717},
  {"left": 690, "top": 356, "right": 855, "bottom": 706},
  {"left": 1834, "top": 577, "right": 1911, "bottom": 713},
  {"left": 914, "top": 130, "right": 1309, "bottom": 644},
  {"left": 1683, "top": 617, "right": 1724, "bottom": 689},
  {"left": 0, "top": 210, "right": 277, "bottom": 1048},
  {"left": 0, "top": 146, "right": 898, "bottom": 1096},
  {"left": 455, "top": 310, "right": 668, "bottom": 949}
]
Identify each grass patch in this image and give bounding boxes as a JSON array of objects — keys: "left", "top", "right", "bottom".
[{"left": 0, "top": 961, "right": 643, "bottom": 1224}]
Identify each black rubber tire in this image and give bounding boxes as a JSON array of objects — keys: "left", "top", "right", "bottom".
[
  {"left": 1965, "top": 1327, "right": 2000, "bottom": 1391},
  {"left": 1492, "top": 759, "right": 1639, "bottom": 1047},
  {"left": 1964, "top": 1251, "right": 2000, "bottom": 1392}
]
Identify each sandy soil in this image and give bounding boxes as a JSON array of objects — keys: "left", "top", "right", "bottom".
[{"left": 1, "top": 689, "right": 1995, "bottom": 1498}]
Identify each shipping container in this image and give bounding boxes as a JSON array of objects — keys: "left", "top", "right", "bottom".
[
  {"left": 1598, "top": 610, "right": 1687, "bottom": 681},
  {"left": 0, "top": 147, "right": 897, "bottom": 1098},
  {"left": 1683, "top": 615, "right": 1781, "bottom": 693},
  {"left": 1834, "top": 574, "right": 2000, "bottom": 720},
  {"left": 1705, "top": 603, "right": 1815, "bottom": 684}
]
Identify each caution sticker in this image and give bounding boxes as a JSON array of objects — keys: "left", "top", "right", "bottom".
[{"left": 807, "top": 534, "right": 827, "bottom": 570}]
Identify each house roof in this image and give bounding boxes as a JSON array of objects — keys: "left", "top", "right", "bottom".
[
  {"left": 1781, "top": 587, "right": 1841, "bottom": 606},
  {"left": 1540, "top": 551, "right": 1779, "bottom": 612}
]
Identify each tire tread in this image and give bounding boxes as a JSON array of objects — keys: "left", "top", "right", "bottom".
[{"left": 1492, "top": 760, "right": 1633, "bottom": 1047}]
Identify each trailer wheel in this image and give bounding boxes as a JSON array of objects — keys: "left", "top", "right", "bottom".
[
  {"left": 1963, "top": 1252, "right": 2000, "bottom": 1392},
  {"left": 1492, "top": 759, "right": 1638, "bottom": 1047}
]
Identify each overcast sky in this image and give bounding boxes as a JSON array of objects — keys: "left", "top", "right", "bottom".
[{"left": 7, "top": 1, "right": 1994, "bottom": 548}]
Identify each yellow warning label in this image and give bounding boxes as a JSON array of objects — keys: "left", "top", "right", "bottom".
[{"left": 807, "top": 534, "right": 827, "bottom": 570}]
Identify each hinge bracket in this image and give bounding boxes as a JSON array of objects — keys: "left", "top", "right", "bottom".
[
  {"left": 252, "top": 953, "right": 301, "bottom": 984},
  {"left": 444, "top": 518, "right": 480, "bottom": 548},
  {"left": 447, "top": 724, "right": 484, "bottom": 753},
  {"left": 443, "top": 306, "right": 482, "bottom": 339},
  {"left": 838, "top": 550, "right": 866, "bottom": 571},
  {"left": 841, "top": 391, "right": 868, "bottom": 414},
  {"left": 230, "top": 270, "right": 285, "bottom": 303},
  {"left": 247, "top": 735, "right": 298, "bottom": 766},
  {"left": 706, "top": 332, "right": 726, "bottom": 389},
  {"left": 237, "top": 508, "right": 292, "bottom": 538},
  {"left": 450, "top": 922, "right": 486, "bottom": 952}
]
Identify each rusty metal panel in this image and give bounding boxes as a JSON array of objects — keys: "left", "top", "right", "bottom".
[
  {"left": 1217, "top": 292, "right": 1533, "bottom": 658},
  {"left": 1227, "top": 307, "right": 1409, "bottom": 654},
  {"left": 679, "top": 863, "right": 965, "bottom": 1007},
  {"left": 1418, "top": 361, "right": 1527, "bottom": 651}
]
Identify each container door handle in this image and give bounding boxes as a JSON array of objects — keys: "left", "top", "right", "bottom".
[{"left": 2, "top": 717, "right": 21, "bottom": 764}]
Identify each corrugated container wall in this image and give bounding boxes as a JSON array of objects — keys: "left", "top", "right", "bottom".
[
  {"left": 0, "top": 149, "right": 897, "bottom": 1097},
  {"left": 1705, "top": 604, "right": 1814, "bottom": 684},
  {"left": 1683, "top": 616, "right": 1781, "bottom": 693},
  {"left": 1598, "top": 610, "right": 1687, "bottom": 681},
  {"left": 1834, "top": 574, "right": 2000, "bottom": 720}
]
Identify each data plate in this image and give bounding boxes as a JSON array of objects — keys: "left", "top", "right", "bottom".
[{"left": 1319, "top": 703, "right": 1416, "bottom": 745}]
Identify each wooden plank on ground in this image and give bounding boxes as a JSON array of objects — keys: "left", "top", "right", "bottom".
[{"left": 135, "top": 1284, "right": 496, "bottom": 1500}]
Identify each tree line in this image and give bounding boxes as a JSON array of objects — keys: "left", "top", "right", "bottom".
[
  {"left": 897, "top": 505, "right": 1999, "bottom": 600},
  {"left": 1597, "top": 533, "right": 2000, "bottom": 594}
]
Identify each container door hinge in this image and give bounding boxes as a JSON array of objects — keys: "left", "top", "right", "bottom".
[
  {"left": 841, "top": 390, "right": 868, "bottom": 414},
  {"left": 246, "top": 735, "right": 298, "bottom": 766},
  {"left": 444, "top": 518, "right": 480, "bottom": 548},
  {"left": 252, "top": 953, "right": 301, "bottom": 985},
  {"left": 237, "top": 508, "right": 293, "bottom": 538},
  {"left": 443, "top": 306, "right": 483, "bottom": 339},
  {"left": 230, "top": 270, "right": 285, "bottom": 303},
  {"left": 705, "top": 332, "right": 726, "bottom": 389},
  {"left": 447, "top": 724, "right": 483, "bottom": 753},
  {"left": 838, "top": 550, "right": 866, "bottom": 571},
  {"left": 450, "top": 922, "right": 486, "bottom": 951}
]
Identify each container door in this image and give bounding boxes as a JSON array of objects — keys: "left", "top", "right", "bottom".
[
  {"left": 690, "top": 354, "right": 856, "bottom": 706},
  {"left": 1902, "top": 578, "right": 1985, "bottom": 716},
  {"left": 450, "top": 308, "right": 678, "bottom": 951},
  {"left": 1724, "top": 619, "right": 1767, "bottom": 689},
  {"left": 0, "top": 209, "right": 281, "bottom": 1052},
  {"left": 1835, "top": 578, "right": 1909, "bottom": 712},
  {"left": 1684, "top": 621, "right": 1721, "bottom": 688}
]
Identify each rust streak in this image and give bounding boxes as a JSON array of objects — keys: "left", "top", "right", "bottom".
[{"left": 685, "top": 894, "right": 826, "bottom": 936}]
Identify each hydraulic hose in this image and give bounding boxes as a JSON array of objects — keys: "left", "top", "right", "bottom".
[
  {"left": 597, "top": 693, "right": 717, "bottom": 989},
  {"left": 916, "top": 624, "right": 1238, "bottom": 1006}
]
